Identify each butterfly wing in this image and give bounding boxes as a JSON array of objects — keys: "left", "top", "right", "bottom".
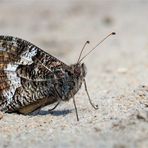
[{"left": 0, "top": 36, "right": 69, "bottom": 113}]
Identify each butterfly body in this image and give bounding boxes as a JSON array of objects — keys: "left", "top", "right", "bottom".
[
  {"left": 0, "top": 33, "right": 114, "bottom": 120},
  {"left": 0, "top": 36, "right": 85, "bottom": 114}
]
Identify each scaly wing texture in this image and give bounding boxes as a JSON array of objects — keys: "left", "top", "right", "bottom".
[{"left": 0, "top": 36, "right": 68, "bottom": 113}]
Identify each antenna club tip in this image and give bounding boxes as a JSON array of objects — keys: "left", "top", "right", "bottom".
[
  {"left": 86, "top": 40, "right": 90, "bottom": 44},
  {"left": 111, "top": 32, "right": 116, "bottom": 35}
]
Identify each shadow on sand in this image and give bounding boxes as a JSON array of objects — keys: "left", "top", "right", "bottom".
[{"left": 29, "top": 109, "right": 72, "bottom": 117}]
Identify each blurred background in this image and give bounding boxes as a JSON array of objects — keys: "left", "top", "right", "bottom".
[
  {"left": 1, "top": 0, "right": 148, "bottom": 147},
  {"left": 0, "top": 0, "right": 147, "bottom": 61}
]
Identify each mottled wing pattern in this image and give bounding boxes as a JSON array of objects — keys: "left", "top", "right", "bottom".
[{"left": 0, "top": 36, "right": 68, "bottom": 113}]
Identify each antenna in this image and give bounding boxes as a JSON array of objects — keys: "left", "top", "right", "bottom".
[
  {"left": 77, "top": 40, "right": 90, "bottom": 63},
  {"left": 79, "top": 32, "right": 116, "bottom": 63}
]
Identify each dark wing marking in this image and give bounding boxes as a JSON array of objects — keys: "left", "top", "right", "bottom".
[{"left": 0, "top": 35, "right": 69, "bottom": 113}]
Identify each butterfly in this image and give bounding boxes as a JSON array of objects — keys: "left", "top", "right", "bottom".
[{"left": 0, "top": 32, "right": 115, "bottom": 121}]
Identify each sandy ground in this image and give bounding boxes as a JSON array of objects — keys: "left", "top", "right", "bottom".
[{"left": 0, "top": 0, "right": 148, "bottom": 148}]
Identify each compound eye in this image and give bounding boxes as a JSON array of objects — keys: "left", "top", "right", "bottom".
[{"left": 74, "top": 67, "right": 81, "bottom": 76}]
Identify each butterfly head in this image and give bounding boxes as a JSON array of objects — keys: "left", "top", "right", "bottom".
[{"left": 73, "top": 63, "right": 87, "bottom": 78}]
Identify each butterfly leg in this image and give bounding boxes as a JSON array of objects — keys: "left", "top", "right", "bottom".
[
  {"left": 48, "top": 102, "right": 60, "bottom": 112},
  {"left": 83, "top": 79, "right": 98, "bottom": 110},
  {"left": 72, "top": 96, "right": 79, "bottom": 121}
]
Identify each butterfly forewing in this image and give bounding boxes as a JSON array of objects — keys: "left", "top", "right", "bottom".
[{"left": 0, "top": 36, "right": 69, "bottom": 113}]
